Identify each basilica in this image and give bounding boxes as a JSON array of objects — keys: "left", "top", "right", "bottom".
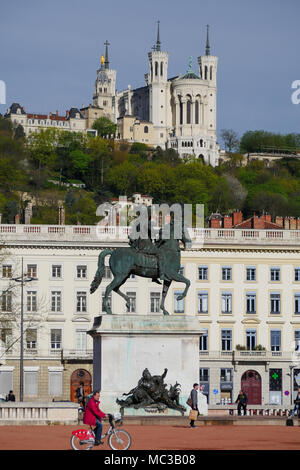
[
  {"left": 94, "top": 23, "right": 219, "bottom": 166},
  {"left": 5, "top": 23, "right": 219, "bottom": 166}
]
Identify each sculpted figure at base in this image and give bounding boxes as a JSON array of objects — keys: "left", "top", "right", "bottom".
[{"left": 116, "top": 368, "right": 186, "bottom": 415}]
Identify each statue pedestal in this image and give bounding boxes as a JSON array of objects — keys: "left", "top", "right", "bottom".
[{"left": 88, "top": 315, "right": 206, "bottom": 416}]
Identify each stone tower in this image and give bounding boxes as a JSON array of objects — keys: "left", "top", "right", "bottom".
[
  {"left": 93, "top": 40, "right": 117, "bottom": 122},
  {"left": 197, "top": 25, "right": 218, "bottom": 140},
  {"left": 147, "top": 22, "right": 172, "bottom": 147}
]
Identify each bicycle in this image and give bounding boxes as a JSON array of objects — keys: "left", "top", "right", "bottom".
[{"left": 70, "top": 412, "right": 131, "bottom": 450}]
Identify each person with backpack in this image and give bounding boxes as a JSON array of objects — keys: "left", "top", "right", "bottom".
[
  {"left": 235, "top": 389, "right": 248, "bottom": 416},
  {"left": 76, "top": 381, "right": 85, "bottom": 409}
]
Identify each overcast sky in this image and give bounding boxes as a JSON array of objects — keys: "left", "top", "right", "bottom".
[{"left": 1, "top": 0, "right": 299, "bottom": 142}]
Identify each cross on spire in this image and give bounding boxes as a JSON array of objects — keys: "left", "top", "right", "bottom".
[
  {"left": 104, "top": 40, "right": 110, "bottom": 69},
  {"left": 205, "top": 25, "right": 210, "bottom": 56},
  {"left": 156, "top": 20, "right": 161, "bottom": 51}
]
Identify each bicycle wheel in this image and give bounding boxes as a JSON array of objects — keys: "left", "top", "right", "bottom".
[
  {"left": 70, "top": 434, "right": 94, "bottom": 450},
  {"left": 108, "top": 429, "right": 131, "bottom": 450}
]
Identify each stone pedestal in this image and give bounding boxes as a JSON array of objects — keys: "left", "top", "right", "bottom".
[{"left": 88, "top": 314, "right": 206, "bottom": 416}]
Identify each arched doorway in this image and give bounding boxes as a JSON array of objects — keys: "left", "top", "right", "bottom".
[
  {"left": 241, "top": 370, "right": 262, "bottom": 404},
  {"left": 70, "top": 369, "right": 92, "bottom": 404}
]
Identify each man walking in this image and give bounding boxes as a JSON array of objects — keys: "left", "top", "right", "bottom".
[
  {"left": 235, "top": 389, "right": 248, "bottom": 416},
  {"left": 189, "top": 383, "right": 199, "bottom": 428}
]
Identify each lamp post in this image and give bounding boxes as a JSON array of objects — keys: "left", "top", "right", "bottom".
[{"left": 12, "top": 258, "right": 34, "bottom": 402}]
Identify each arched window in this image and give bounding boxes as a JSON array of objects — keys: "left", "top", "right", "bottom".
[
  {"left": 186, "top": 97, "right": 192, "bottom": 124},
  {"left": 210, "top": 66, "right": 213, "bottom": 80},
  {"left": 195, "top": 100, "right": 199, "bottom": 124},
  {"left": 144, "top": 126, "right": 148, "bottom": 133},
  {"left": 200, "top": 139, "right": 203, "bottom": 147},
  {"left": 160, "top": 62, "right": 163, "bottom": 76},
  {"left": 180, "top": 100, "right": 183, "bottom": 125},
  {"left": 204, "top": 66, "right": 208, "bottom": 80},
  {"left": 155, "top": 62, "right": 158, "bottom": 76}
]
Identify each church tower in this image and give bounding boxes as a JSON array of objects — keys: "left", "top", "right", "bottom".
[
  {"left": 197, "top": 25, "right": 218, "bottom": 139},
  {"left": 93, "top": 40, "right": 117, "bottom": 122},
  {"left": 147, "top": 22, "right": 172, "bottom": 147}
]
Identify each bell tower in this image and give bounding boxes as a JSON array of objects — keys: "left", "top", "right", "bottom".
[
  {"left": 93, "top": 40, "right": 117, "bottom": 122},
  {"left": 147, "top": 21, "right": 171, "bottom": 146}
]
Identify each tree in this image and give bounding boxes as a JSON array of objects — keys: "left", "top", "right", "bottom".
[
  {"left": 86, "top": 137, "right": 111, "bottom": 187},
  {"left": 92, "top": 117, "right": 117, "bottom": 139},
  {"left": 220, "top": 129, "right": 240, "bottom": 155}
]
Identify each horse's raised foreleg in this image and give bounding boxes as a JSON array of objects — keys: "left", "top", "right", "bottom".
[
  {"left": 103, "top": 274, "right": 129, "bottom": 314},
  {"left": 160, "top": 279, "right": 171, "bottom": 315},
  {"left": 167, "top": 272, "right": 190, "bottom": 300}
]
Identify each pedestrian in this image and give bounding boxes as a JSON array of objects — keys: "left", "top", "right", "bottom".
[
  {"left": 83, "top": 390, "right": 107, "bottom": 446},
  {"left": 5, "top": 390, "right": 15, "bottom": 402},
  {"left": 235, "top": 389, "right": 248, "bottom": 416},
  {"left": 188, "top": 383, "right": 199, "bottom": 428},
  {"left": 75, "top": 381, "right": 85, "bottom": 409},
  {"left": 292, "top": 387, "right": 300, "bottom": 417}
]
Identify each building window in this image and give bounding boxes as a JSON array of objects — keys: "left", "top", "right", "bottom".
[
  {"left": 221, "top": 329, "right": 232, "bottom": 351},
  {"left": 295, "top": 294, "right": 300, "bottom": 314},
  {"left": 246, "top": 292, "right": 256, "bottom": 314},
  {"left": 76, "top": 292, "right": 87, "bottom": 312},
  {"left": 144, "top": 126, "right": 149, "bottom": 134},
  {"left": 103, "top": 267, "right": 112, "bottom": 279},
  {"left": 198, "top": 266, "right": 208, "bottom": 280},
  {"left": 295, "top": 330, "right": 300, "bottom": 351},
  {"left": 199, "top": 368, "right": 210, "bottom": 403},
  {"left": 77, "top": 265, "right": 87, "bottom": 279},
  {"left": 222, "top": 267, "right": 232, "bottom": 281},
  {"left": 270, "top": 330, "right": 281, "bottom": 352},
  {"left": 198, "top": 291, "right": 208, "bottom": 314},
  {"left": 50, "top": 329, "right": 62, "bottom": 350},
  {"left": 24, "top": 370, "right": 38, "bottom": 396},
  {"left": 51, "top": 291, "right": 62, "bottom": 313},
  {"left": 174, "top": 291, "right": 184, "bottom": 313},
  {"left": 246, "top": 267, "right": 256, "bottom": 281},
  {"left": 75, "top": 329, "right": 87, "bottom": 351},
  {"left": 49, "top": 370, "right": 63, "bottom": 396},
  {"left": 27, "top": 264, "right": 37, "bottom": 279},
  {"left": 26, "top": 329, "right": 37, "bottom": 349},
  {"left": 295, "top": 268, "right": 300, "bottom": 281},
  {"left": 199, "top": 329, "right": 208, "bottom": 351},
  {"left": 27, "top": 291, "right": 37, "bottom": 312},
  {"left": 126, "top": 292, "right": 136, "bottom": 313},
  {"left": 150, "top": 292, "right": 160, "bottom": 313},
  {"left": 2, "top": 265, "right": 12, "bottom": 278},
  {"left": 1, "top": 328, "right": 12, "bottom": 351},
  {"left": 270, "top": 293, "right": 280, "bottom": 314},
  {"left": 270, "top": 267, "right": 280, "bottom": 282},
  {"left": 220, "top": 368, "right": 233, "bottom": 403},
  {"left": 221, "top": 292, "right": 232, "bottom": 314},
  {"left": 52, "top": 265, "right": 62, "bottom": 278},
  {"left": 269, "top": 368, "right": 282, "bottom": 404},
  {"left": 1, "top": 291, "right": 12, "bottom": 312},
  {"left": 246, "top": 329, "right": 257, "bottom": 350}
]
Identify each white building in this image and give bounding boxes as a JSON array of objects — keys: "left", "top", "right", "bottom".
[
  {"left": 0, "top": 223, "right": 300, "bottom": 407},
  {"left": 94, "top": 23, "right": 219, "bottom": 165}
]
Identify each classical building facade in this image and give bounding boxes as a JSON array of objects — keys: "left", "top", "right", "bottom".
[{"left": 0, "top": 223, "right": 300, "bottom": 406}]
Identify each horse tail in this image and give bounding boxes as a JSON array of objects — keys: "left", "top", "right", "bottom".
[{"left": 90, "top": 249, "right": 113, "bottom": 293}]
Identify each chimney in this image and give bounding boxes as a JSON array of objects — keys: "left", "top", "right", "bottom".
[
  {"left": 209, "top": 214, "right": 222, "bottom": 228},
  {"left": 15, "top": 214, "right": 20, "bottom": 224},
  {"left": 275, "top": 216, "right": 283, "bottom": 227},
  {"left": 56, "top": 110, "right": 58, "bottom": 116},
  {"left": 290, "top": 217, "right": 296, "bottom": 230},
  {"left": 253, "top": 215, "right": 265, "bottom": 229},
  {"left": 0, "top": 213, "right": 2, "bottom": 224},
  {"left": 223, "top": 215, "right": 233, "bottom": 228},
  {"left": 284, "top": 217, "right": 290, "bottom": 230},
  {"left": 66, "top": 110, "right": 70, "bottom": 118},
  {"left": 58, "top": 206, "right": 65, "bottom": 225},
  {"left": 264, "top": 213, "right": 271, "bottom": 223},
  {"left": 297, "top": 218, "right": 300, "bottom": 230},
  {"left": 232, "top": 210, "right": 243, "bottom": 226}
]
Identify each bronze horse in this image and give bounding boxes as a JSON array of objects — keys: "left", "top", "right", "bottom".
[{"left": 90, "top": 221, "right": 191, "bottom": 315}]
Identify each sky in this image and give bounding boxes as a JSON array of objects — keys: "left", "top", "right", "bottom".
[{"left": 0, "top": 0, "right": 299, "bottom": 143}]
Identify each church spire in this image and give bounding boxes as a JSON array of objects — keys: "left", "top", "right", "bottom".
[
  {"left": 104, "top": 40, "right": 110, "bottom": 69},
  {"left": 156, "top": 20, "right": 161, "bottom": 51},
  {"left": 205, "top": 25, "right": 210, "bottom": 56}
]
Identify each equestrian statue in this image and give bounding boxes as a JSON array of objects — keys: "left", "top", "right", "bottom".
[{"left": 90, "top": 207, "right": 191, "bottom": 315}]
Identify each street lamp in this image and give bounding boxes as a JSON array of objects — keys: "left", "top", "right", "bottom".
[{"left": 12, "top": 257, "right": 34, "bottom": 402}]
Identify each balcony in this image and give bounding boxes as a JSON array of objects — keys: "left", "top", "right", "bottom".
[
  {"left": 61, "top": 349, "right": 93, "bottom": 361},
  {"left": 199, "top": 350, "right": 300, "bottom": 362},
  {"left": 1, "top": 223, "right": 300, "bottom": 248}
]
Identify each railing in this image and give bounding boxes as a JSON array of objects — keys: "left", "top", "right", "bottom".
[
  {"left": 208, "top": 405, "right": 294, "bottom": 417},
  {"left": 1, "top": 224, "right": 300, "bottom": 247},
  {"left": 199, "top": 350, "right": 300, "bottom": 361},
  {"left": 0, "top": 402, "right": 78, "bottom": 424}
]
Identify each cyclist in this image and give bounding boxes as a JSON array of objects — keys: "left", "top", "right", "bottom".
[{"left": 83, "top": 389, "right": 107, "bottom": 445}]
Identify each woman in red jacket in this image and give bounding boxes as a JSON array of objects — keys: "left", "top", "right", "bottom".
[{"left": 83, "top": 390, "right": 107, "bottom": 445}]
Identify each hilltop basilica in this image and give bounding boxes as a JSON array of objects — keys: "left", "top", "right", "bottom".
[{"left": 5, "top": 23, "right": 219, "bottom": 166}]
